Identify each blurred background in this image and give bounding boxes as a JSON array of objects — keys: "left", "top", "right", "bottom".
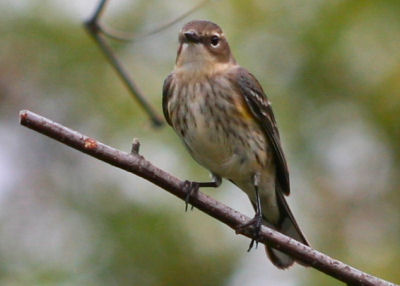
[{"left": 1, "top": 0, "right": 399, "bottom": 285}]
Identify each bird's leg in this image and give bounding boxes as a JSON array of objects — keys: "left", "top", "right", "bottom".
[
  {"left": 182, "top": 174, "right": 222, "bottom": 211},
  {"left": 235, "top": 172, "right": 263, "bottom": 251}
]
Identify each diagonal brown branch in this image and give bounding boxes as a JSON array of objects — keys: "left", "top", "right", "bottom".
[{"left": 19, "top": 110, "right": 397, "bottom": 286}]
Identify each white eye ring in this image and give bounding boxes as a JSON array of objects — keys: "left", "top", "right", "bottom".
[{"left": 210, "top": 35, "right": 220, "bottom": 47}]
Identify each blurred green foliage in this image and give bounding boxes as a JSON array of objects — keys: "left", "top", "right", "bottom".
[{"left": 0, "top": 0, "right": 399, "bottom": 285}]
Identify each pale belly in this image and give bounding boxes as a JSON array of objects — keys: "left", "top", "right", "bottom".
[
  {"left": 172, "top": 93, "right": 268, "bottom": 182},
  {"left": 183, "top": 122, "right": 250, "bottom": 180},
  {"left": 180, "top": 107, "right": 280, "bottom": 223}
]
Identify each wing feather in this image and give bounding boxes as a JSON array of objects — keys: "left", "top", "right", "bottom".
[
  {"left": 231, "top": 67, "right": 290, "bottom": 195},
  {"left": 162, "top": 74, "right": 174, "bottom": 126}
]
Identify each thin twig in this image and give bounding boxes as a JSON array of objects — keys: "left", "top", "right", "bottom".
[
  {"left": 99, "top": 0, "right": 212, "bottom": 41},
  {"left": 91, "top": 0, "right": 107, "bottom": 21},
  {"left": 131, "top": 138, "right": 140, "bottom": 154},
  {"left": 84, "top": 0, "right": 164, "bottom": 127},
  {"left": 19, "top": 110, "right": 397, "bottom": 286}
]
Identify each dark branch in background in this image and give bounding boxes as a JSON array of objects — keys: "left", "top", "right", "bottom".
[
  {"left": 19, "top": 110, "right": 397, "bottom": 286},
  {"left": 84, "top": 0, "right": 163, "bottom": 127},
  {"left": 84, "top": 0, "right": 211, "bottom": 127}
]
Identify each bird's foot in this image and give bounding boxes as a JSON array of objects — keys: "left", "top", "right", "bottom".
[
  {"left": 235, "top": 214, "right": 263, "bottom": 251},
  {"left": 182, "top": 180, "right": 199, "bottom": 211}
]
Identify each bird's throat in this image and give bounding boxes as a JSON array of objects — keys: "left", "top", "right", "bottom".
[{"left": 175, "top": 44, "right": 234, "bottom": 80}]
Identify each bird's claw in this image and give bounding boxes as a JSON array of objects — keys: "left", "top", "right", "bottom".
[
  {"left": 235, "top": 215, "right": 263, "bottom": 251},
  {"left": 182, "top": 180, "right": 199, "bottom": 211}
]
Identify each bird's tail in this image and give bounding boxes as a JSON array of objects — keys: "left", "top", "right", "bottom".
[{"left": 264, "top": 190, "right": 309, "bottom": 269}]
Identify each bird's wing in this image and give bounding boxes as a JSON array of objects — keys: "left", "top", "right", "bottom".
[
  {"left": 230, "top": 67, "right": 290, "bottom": 195},
  {"left": 162, "top": 73, "right": 174, "bottom": 126}
]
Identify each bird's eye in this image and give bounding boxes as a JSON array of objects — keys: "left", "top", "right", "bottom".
[{"left": 210, "top": 35, "right": 220, "bottom": 47}]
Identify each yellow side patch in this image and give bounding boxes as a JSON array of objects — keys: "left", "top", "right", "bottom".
[{"left": 234, "top": 95, "right": 253, "bottom": 121}]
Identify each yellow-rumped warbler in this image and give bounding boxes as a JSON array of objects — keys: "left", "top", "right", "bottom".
[{"left": 163, "top": 20, "right": 308, "bottom": 269}]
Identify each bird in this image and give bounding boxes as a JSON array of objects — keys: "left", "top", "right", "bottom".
[{"left": 162, "top": 20, "right": 309, "bottom": 269}]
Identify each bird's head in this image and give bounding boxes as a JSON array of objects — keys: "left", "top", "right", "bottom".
[{"left": 175, "top": 20, "right": 236, "bottom": 76}]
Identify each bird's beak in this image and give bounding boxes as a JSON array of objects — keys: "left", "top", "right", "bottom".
[{"left": 183, "top": 31, "right": 201, "bottom": 44}]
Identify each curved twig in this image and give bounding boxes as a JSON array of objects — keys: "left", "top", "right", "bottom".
[{"left": 98, "top": 0, "right": 212, "bottom": 41}]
